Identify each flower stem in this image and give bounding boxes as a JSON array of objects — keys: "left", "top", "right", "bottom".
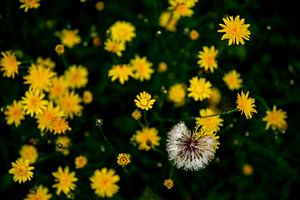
[
  {"left": 199, "top": 108, "right": 238, "bottom": 119},
  {"left": 144, "top": 110, "right": 149, "bottom": 127},
  {"left": 97, "top": 125, "right": 115, "bottom": 152}
]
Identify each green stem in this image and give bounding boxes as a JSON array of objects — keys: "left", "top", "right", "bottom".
[
  {"left": 199, "top": 108, "right": 238, "bottom": 119},
  {"left": 144, "top": 110, "right": 149, "bottom": 127},
  {"left": 97, "top": 125, "right": 115, "bottom": 152}
]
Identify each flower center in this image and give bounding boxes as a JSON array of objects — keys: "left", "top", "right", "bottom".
[{"left": 17, "top": 165, "right": 27, "bottom": 175}]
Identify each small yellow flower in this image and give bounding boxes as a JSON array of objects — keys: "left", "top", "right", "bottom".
[
  {"left": 93, "top": 36, "right": 102, "bottom": 47},
  {"left": 134, "top": 127, "right": 160, "bottom": 151},
  {"left": 187, "top": 77, "right": 212, "bottom": 101},
  {"left": 24, "top": 185, "right": 52, "bottom": 200},
  {"left": 64, "top": 65, "right": 88, "bottom": 89},
  {"left": 19, "top": 145, "right": 38, "bottom": 164},
  {"left": 55, "top": 44, "right": 65, "bottom": 55},
  {"left": 236, "top": 91, "right": 257, "bottom": 119},
  {"left": 159, "top": 11, "right": 179, "bottom": 32},
  {"left": 189, "top": 29, "right": 199, "bottom": 40},
  {"left": 56, "top": 136, "right": 71, "bottom": 155},
  {"left": 117, "top": 153, "right": 131, "bottom": 167},
  {"left": 52, "top": 166, "right": 78, "bottom": 195},
  {"left": 0, "top": 51, "right": 21, "bottom": 78},
  {"left": 218, "top": 15, "right": 251, "bottom": 45},
  {"left": 131, "top": 109, "right": 142, "bottom": 120},
  {"left": 21, "top": 90, "right": 48, "bottom": 117},
  {"left": 168, "top": 83, "right": 186, "bottom": 106},
  {"left": 9, "top": 157, "right": 34, "bottom": 183},
  {"left": 157, "top": 62, "right": 168, "bottom": 73},
  {"left": 263, "top": 106, "right": 287, "bottom": 131},
  {"left": 36, "top": 57, "right": 55, "bottom": 69},
  {"left": 95, "top": 1, "right": 105, "bottom": 11},
  {"left": 168, "top": 1, "right": 194, "bottom": 17},
  {"left": 59, "top": 29, "right": 81, "bottom": 48},
  {"left": 108, "top": 64, "right": 133, "bottom": 84},
  {"left": 197, "top": 46, "right": 218, "bottom": 73},
  {"left": 104, "top": 39, "right": 126, "bottom": 57},
  {"left": 90, "top": 168, "right": 120, "bottom": 198},
  {"left": 19, "top": 0, "right": 40, "bottom": 12},
  {"left": 110, "top": 21, "right": 136, "bottom": 42},
  {"left": 163, "top": 178, "right": 174, "bottom": 189},
  {"left": 4, "top": 100, "right": 25, "bottom": 127},
  {"left": 195, "top": 109, "right": 224, "bottom": 133},
  {"left": 57, "top": 91, "right": 82, "bottom": 119},
  {"left": 223, "top": 70, "right": 243, "bottom": 90},
  {"left": 242, "top": 164, "right": 253, "bottom": 176},
  {"left": 130, "top": 55, "right": 154, "bottom": 81},
  {"left": 48, "top": 76, "right": 68, "bottom": 100},
  {"left": 75, "top": 155, "right": 88, "bottom": 169},
  {"left": 134, "top": 91, "right": 156, "bottom": 110},
  {"left": 83, "top": 90, "right": 93, "bottom": 104}
]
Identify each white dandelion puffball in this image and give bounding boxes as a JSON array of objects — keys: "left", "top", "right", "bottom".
[{"left": 166, "top": 122, "right": 219, "bottom": 171}]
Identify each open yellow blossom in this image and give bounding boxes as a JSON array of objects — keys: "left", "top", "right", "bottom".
[
  {"left": 108, "top": 64, "right": 133, "bottom": 84},
  {"left": 24, "top": 64, "right": 56, "bottom": 92},
  {"left": 55, "top": 44, "right": 65, "bottom": 55},
  {"left": 159, "top": 11, "right": 179, "bottom": 32},
  {"left": 110, "top": 21, "right": 136, "bottom": 42},
  {"left": 236, "top": 91, "right": 257, "bottom": 119},
  {"left": 218, "top": 15, "right": 251, "bottom": 45},
  {"left": 56, "top": 136, "right": 71, "bottom": 155},
  {"left": 168, "top": 83, "right": 186, "bottom": 106},
  {"left": 64, "top": 65, "right": 88, "bottom": 88},
  {"left": 19, "top": 0, "right": 40, "bottom": 12},
  {"left": 25, "top": 185, "right": 52, "bottom": 200},
  {"left": 36, "top": 57, "right": 55, "bottom": 69},
  {"left": 50, "top": 117, "right": 71, "bottom": 135},
  {"left": 104, "top": 39, "right": 126, "bottom": 57},
  {"left": 223, "top": 70, "right": 243, "bottom": 90},
  {"left": 4, "top": 100, "right": 25, "bottom": 127},
  {"left": 197, "top": 46, "right": 218, "bottom": 73},
  {"left": 117, "top": 153, "right": 131, "bottom": 167},
  {"left": 52, "top": 166, "right": 78, "bottom": 195},
  {"left": 75, "top": 155, "right": 88, "bottom": 169},
  {"left": 21, "top": 90, "right": 48, "bottom": 117},
  {"left": 83, "top": 90, "right": 93, "bottom": 104},
  {"left": 19, "top": 145, "right": 38, "bottom": 164},
  {"left": 90, "top": 168, "right": 120, "bottom": 198},
  {"left": 9, "top": 157, "right": 34, "bottom": 183},
  {"left": 131, "top": 109, "right": 142, "bottom": 120},
  {"left": 49, "top": 76, "right": 68, "bottom": 100},
  {"left": 263, "top": 106, "right": 287, "bottom": 131},
  {"left": 57, "top": 91, "right": 82, "bottom": 119},
  {"left": 134, "top": 127, "right": 160, "bottom": 151},
  {"left": 134, "top": 91, "right": 156, "bottom": 110},
  {"left": 158, "top": 62, "right": 168, "bottom": 73},
  {"left": 59, "top": 29, "right": 81, "bottom": 48},
  {"left": 163, "top": 178, "right": 174, "bottom": 189},
  {"left": 130, "top": 55, "right": 153, "bottom": 81},
  {"left": 196, "top": 109, "right": 224, "bottom": 133},
  {"left": 0, "top": 51, "right": 21, "bottom": 78},
  {"left": 187, "top": 77, "right": 212, "bottom": 101}
]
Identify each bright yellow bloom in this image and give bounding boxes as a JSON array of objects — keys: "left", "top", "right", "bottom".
[
  {"left": 56, "top": 136, "right": 71, "bottom": 155},
  {"left": 83, "top": 90, "right": 93, "bottom": 104},
  {"left": 19, "top": 145, "right": 38, "bottom": 164},
  {"left": 4, "top": 100, "right": 25, "bottom": 127},
  {"left": 9, "top": 157, "right": 34, "bottom": 183},
  {"left": 134, "top": 91, "right": 156, "bottom": 110},
  {"left": 52, "top": 166, "right": 78, "bottom": 195},
  {"left": 169, "top": 2, "right": 193, "bottom": 17},
  {"left": 187, "top": 77, "right": 212, "bottom": 101},
  {"left": 90, "top": 168, "right": 120, "bottom": 198},
  {"left": 190, "top": 29, "right": 199, "bottom": 40},
  {"left": 168, "top": 83, "right": 186, "bottom": 106},
  {"left": 117, "top": 153, "right": 131, "bottom": 167},
  {"left": 110, "top": 21, "right": 136, "bottom": 42},
  {"left": 197, "top": 46, "right": 218, "bottom": 73},
  {"left": 19, "top": 0, "right": 40, "bottom": 12},
  {"left": 25, "top": 185, "right": 52, "bottom": 200},
  {"left": 57, "top": 91, "right": 82, "bottom": 119},
  {"left": 59, "top": 29, "right": 81, "bottom": 48},
  {"left": 64, "top": 65, "right": 88, "bottom": 89},
  {"left": 131, "top": 109, "right": 142, "bottom": 120},
  {"left": 21, "top": 90, "right": 48, "bottom": 117},
  {"left": 36, "top": 57, "right": 55, "bottom": 69},
  {"left": 218, "top": 15, "right": 251, "bottom": 45},
  {"left": 236, "top": 91, "right": 257, "bottom": 119},
  {"left": 223, "top": 70, "right": 243, "bottom": 90},
  {"left": 75, "top": 155, "right": 88, "bottom": 169},
  {"left": 55, "top": 44, "right": 65, "bottom": 55},
  {"left": 130, "top": 55, "right": 154, "bottom": 81},
  {"left": 163, "top": 178, "right": 174, "bottom": 189},
  {"left": 104, "top": 39, "right": 126, "bottom": 57},
  {"left": 108, "top": 64, "right": 133, "bottom": 84},
  {"left": 196, "top": 109, "right": 224, "bottom": 133},
  {"left": 49, "top": 76, "right": 68, "bottom": 100},
  {"left": 158, "top": 62, "right": 168, "bottom": 73},
  {"left": 0, "top": 51, "right": 21, "bottom": 78},
  {"left": 208, "top": 87, "right": 221, "bottom": 106},
  {"left": 50, "top": 117, "right": 71, "bottom": 135},
  {"left": 242, "top": 164, "right": 253, "bottom": 176},
  {"left": 24, "top": 64, "right": 56, "bottom": 92},
  {"left": 159, "top": 11, "right": 179, "bottom": 32},
  {"left": 95, "top": 1, "right": 105, "bottom": 11},
  {"left": 263, "top": 106, "right": 287, "bottom": 131},
  {"left": 134, "top": 127, "right": 160, "bottom": 151}
]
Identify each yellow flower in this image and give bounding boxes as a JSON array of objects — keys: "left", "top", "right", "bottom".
[
  {"left": 36, "top": 57, "right": 55, "bottom": 69},
  {"left": 19, "top": 0, "right": 40, "bottom": 12},
  {"left": 57, "top": 91, "right": 82, "bottom": 119},
  {"left": 131, "top": 109, "right": 142, "bottom": 120},
  {"left": 83, "top": 90, "right": 93, "bottom": 104},
  {"left": 169, "top": 2, "right": 193, "bottom": 17},
  {"left": 52, "top": 166, "right": 78, "bottom": 195},
  {"left": 134, "top": 91, "right": 156, "bottom": 110},
  {"left": 104, "top": 39, "right": 126, "bottom": 57},
  {"left": 49, "top": 76, "right": 68, "bottom": 100},
  {"left": 195, "top": 109, "right": 224, "bottom": 133},
  {"left": 187, "top": 77, "right": 212, "bottom": 101},
  {"left": 134, "top": 127, "right": 160, "bottom": 151},
  {"left": 59, "top": 29, "right": 81, "bottom": 48},
  {"left": 25, "top": 185, "right": 52, "bottom": 200},
  {"left": 263, "top": 106, "right": 287, "bottom": 131},
  {"left": 24, "top": 64, "right": 56, "bottom": 92},
  {"left": 130, "top": 55, "right": 154, "bottom": 81},
  {"left": 168, "top": 0, "right": 198, "bottom": 7},
  {"left": 90, "top": 168, "right": 120, "bottom": 198},
  {"left": 218, "top": 15, "right": 250, "bottom": 45},
  {"left": 242, "top": 164, "right": 253, "bottom": 176},
  {"left": 223, "top": 70, "right": 243, "bottom": 90},
  {"left": 50, "top": 117, "right": 71, "bottom": 135},
  {"left": 208, "top": 87, "right": 221, "bottom": 106},
  {"left": 95, "top": 1, "right": 105, "bottom": 11},
  {"left": 108, "top": 64, "right": 133, "bottom": 84},
  {"left": 75, "top": 155, "right": 88, "bottom": 169},
  {"left": 157, "top": 62, "right": 168, "bottom": 73},
  {"left": 55, "top": 44, "right": 65, "bottom": 55},
  {"left": 189, "top": 29, "right": 199, "bottom": 40},
  {"left": 0, "top": 51, "right": 21, "bottom": 78},
  {"left": 64, "top": 65, "right": 88, "bottom": 89},
  {"left": 163, "top": 178, "right": 174, "bottom": 189},
  {"left": 56, "top": 136, "right": 71, "bottom": 155},
  {"left": 110, "top": 21, "right": 136, "bottom": 42},
  {"left": 4, "top": 100, "right": 25, "bottom": 127},
  {"left": 21, "top": 90, "right": 48, "bottom": 117},
  {"left": 197, "top": 46, "right": 218, "bottom": 73},
  {"left": 117, "top": 153, "right": 131, "bottom": 167},
  {"left": 19, "top": 145, "right": 38, "bottom": 164},
  {"left": 9, "top": 157, "right": 34, "bottom": 183},
  {"left": 236, "top": 91, "right": 257, "bottom": 119},
  {"left": 159, "top": 11, "right": 179, "bottom": 32},
  {"left": 168, "top": 83, "right": 186, "bottom": 106}
]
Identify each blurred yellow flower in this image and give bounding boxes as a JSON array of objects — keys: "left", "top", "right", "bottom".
[
  {"left": 187, "top": 77, "right": 212, "bottom": 101},
  {"left": 19, "top": 145, "right": 38, "bottom": 164},
  {"left": 108, "top": 64, "right": 133, "bottom": 85},
  {"left": 19, "top": 0, "right": 40, "bottom": 12},
  {"left": 189, "top": 29, "right": 199, "bottom": 40},
  {"left": 236, "top": 91, "right": 257, "bottom": 119},
  {"left": 208, "top": 87, "right": 221, "bottom": 106},
  {"left": 9, "top": 157, "right": 34, "bottom": 183},
  {"left": 159, "top": 11, "right": 179, "bottom": 32},
  {"left": 55, "top": 44, "right": 65, "bottom": 55},
  {"left": 24, "top": 185, "right": 52, "bottom": 200},
  {"left": 169, "top": 2, "right": 193, "bottom": 17},
  {"left": 223, "top": 70, "right": 243, "bottom": 90},
  {"left": 168, "top": 83, "right": 186, "bottom": 106},
  {"left": 64, "top": 65, "right": 88, "bottom": 89},
  {"left": 117, "top": 153, "right": 131, "bottom": 167},
  {"left": 4, "top": 100, "right": 25, "bottom": 127},
  {"left": 134, "top": 91, "right": 156, "bottom": 110},
  {"left": 57, "top": 91, "right": 82, "bottom": 119},
  {"left": 95, "top": 1, "right": 105, "bottom": 11},
  {"left": 197, "top": 46, "right": 218, "bottom": 73},
  {"left": 36, "top": 57, "right": 55, "bottom": 69},
  {"left": 242, "top": 163, "right": 253, "bottom": 175},
  {"left": 131, "top": 109, "right": 142, "bottom": 120},
  {"left": 50, "top": 117, "right": 71, "bottom": 135},
  {"left": 263, "top": 106, "right": 287, "bottom": 131},
  {"left": 104, "top": 39, "right": 126, "bottom": 57},
  {"left": 134, "top": 127, "right": 160, "bottom": 151},
  {"left": 0, "top": 51, "right": 21, "bottom": 79},
  {"left": 21, "top": 90, "right": 48, "bottom": 117},
  {"left": 52, "top": 166, "right": 78, "bottom": 195},
  {"left": 196, "top": 109, "right": 224, "bottom": 133},
  {"left": 75, "top": 155, "right": 88, "bottom": 169},
  {"left": 130, "top": 55, "right": 154, "bottom": 81},
  {"left": 157, "top": 62, "right": 168, "bottom": 73},
  {"left": 83, "top": 90, "right": 93, "bottom": 104},
  {"left": 110, "top": 21, "right": 136, "bottom": 42},
  {"left": 59, "top": 29, "right": 81, "bottom": 48},
  {"left": 163, "top": 178, "right": 174, "bottom": 189},
  {"left": 49, "top": 76, "right": 68, "bottom": 100},
  {"left": 56, "top": 136, "right": 71, "bottom": 155}
]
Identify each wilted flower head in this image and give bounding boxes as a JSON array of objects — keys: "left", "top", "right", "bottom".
[{"left": 166, "top": 122, "right": 219, "bottom": 171}]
